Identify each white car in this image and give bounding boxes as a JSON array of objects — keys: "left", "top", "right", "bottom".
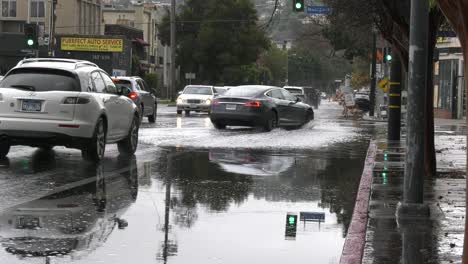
[
  {"left": 176, "top": 85, "right": 215, "bottom": 115},
  {"left": 0, "top": 58, "right": 140, "bottom": 161},
  {"left": 283, "top": 86, "right": 305, "bottom": 100}
]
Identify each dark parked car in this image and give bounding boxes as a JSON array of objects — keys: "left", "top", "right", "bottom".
[
  {"left": 112, "top": 76, "right": 158, "bottom": 123},
  {"left": 354, "top": 92, "right": 370, "bottom": 112},
  {"left": 210, "top": 85, "right": 314, "bottom": 131}
]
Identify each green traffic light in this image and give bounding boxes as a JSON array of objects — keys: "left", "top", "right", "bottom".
[
  {"left": 27, "top": 39, "right": 34, "bottom": 46},
  {"left": 288, "top": 216, "right": 295, "bottom": 224},
  {"left": 295, "top": 2, "right": 302, "bottom": 9},
  {"left": 386, "top": 54, "right": 392, "bottom": 61},
  {"left": 384, "top": 153, "right": 388, "bottom": 161}
]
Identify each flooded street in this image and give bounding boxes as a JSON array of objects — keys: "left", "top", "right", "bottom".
[{"left": 0, "top": 102, "right": 379, "bottom": 264}]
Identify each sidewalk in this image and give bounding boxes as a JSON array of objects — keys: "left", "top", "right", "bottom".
[{"left": 341, "top": 131, "right": 466, "bottom": 263}]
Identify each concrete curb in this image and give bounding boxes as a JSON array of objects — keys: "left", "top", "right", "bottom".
[{"left": 339, "top": 140, "right": 377, "bottom": 264}]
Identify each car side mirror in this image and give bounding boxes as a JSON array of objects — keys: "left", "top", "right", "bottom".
[
  {"left": 295, "top": 97, "right": 301, "bottom": 103},
  {"left": 151, "top": 88, "right": 157, "bottom": 95},
  {"left": 178, "top": 91, "right": 183, "bottom": 95}
]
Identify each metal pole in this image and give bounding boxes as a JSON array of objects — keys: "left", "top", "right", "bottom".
[
  {"left": 48, "top": 0, "right": 53, "bottom": 56},
  {"left": 369, "top": 31, "right": 377, "bottom": 117},
  {"left": 401, "top": 0, "right": 429, "bottom": 208},
  {"left": 170, "top": 0, "right": 176, "bottom": 101},
  {"left": 388, "top": 52, "right": 402, "bottom": 141},
  {"left": 27, "top": 0, "right": 31, "bottom": 24}
]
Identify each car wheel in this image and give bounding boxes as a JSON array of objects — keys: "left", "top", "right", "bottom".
[
  {"left": 82, "top": 118, "right": 106, "bottom": 162},
  {"left": 306, "top": 110, "right": 314, "bottom": 123},
  {"left": 263, "top": 111, "right": 278, "bottom": 132},
  {"left": 213, "top": 122, "right": 226, "bottom": 129},
  {"left": 0, "top": 140, "right": 10, "bottom": 158},
  {"left": 118, "top": 115, "right": 139, "bottom": 156},
  {"left": 148, "top": 104, "right": 157, "bottom": 123},
  {"left": 185, "top": 110, "right": 191, "bottom": 115}
]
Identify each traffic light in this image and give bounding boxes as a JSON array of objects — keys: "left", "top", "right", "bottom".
[
  {"left": 24, "top": 23, "right": 38, "bottom": 49},
  {"left": 293, "top": 0, "right": 305, "bottom": 12},
  {"left": 383, "top": 47, "right": 392, "bottom": 63},
  {"left": 285, "top": 212, "right": 298, "bottom": 238}
]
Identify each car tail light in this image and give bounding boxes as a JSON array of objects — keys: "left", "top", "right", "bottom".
[
  {"left": 129, "top": 92, "right": 138, "bottom": 99},
  {"left": 63, "top": 97, "right": 90, "bottom": 104},
  {"left": 244, "top": 101, "right": 262, "bottom": 108}
]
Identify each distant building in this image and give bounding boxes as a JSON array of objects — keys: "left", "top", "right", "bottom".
[
  {"left": 103, "top": 2, "right": 171, "bottom": 92},
  {"left": 434, "top": 37, "right": 464, "bottom": 119},
  {"left": 0, "top": 0, "right": 102, "bottom": 71}
]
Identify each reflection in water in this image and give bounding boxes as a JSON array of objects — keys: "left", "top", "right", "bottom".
[
  {"left": 209, "top": 149, "right": 295, "bottom": 176},
  {"left": 0, "top": 155, "right": 138, "bottom": 260},
  {"left": 153, "top": 142, "right": 368, "bottom": 263},
  {"left": 176, "top": 117, "right": 182, "bottom": 129}
]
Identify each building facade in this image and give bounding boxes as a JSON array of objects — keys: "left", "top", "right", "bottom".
[
  {"left": 434, "top": 37, "right": 465, "bottom": 119},
  {"left": 0, "top": 0, "right": 102, "bottom": 72},
  {"left": 103, "top": 2, "right": 171, "bottom": 93}
]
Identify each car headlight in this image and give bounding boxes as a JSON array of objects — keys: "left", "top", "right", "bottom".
[
  {"left": 177, "top": 97, "right": 183, "bottom": 104},
  {"left": 205, "top": 99, "right": 212, "bottom": 105}
]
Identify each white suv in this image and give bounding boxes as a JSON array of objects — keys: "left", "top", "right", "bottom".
[{"left": 0, "top": 58, "right": 140, "bottom": 161}]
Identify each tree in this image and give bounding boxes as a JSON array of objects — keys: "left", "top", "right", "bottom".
[
  {"left": 258, "top": 45, "right": 287, "bottom": 86},
  {"left": 351, "top": 57, "right": 372, "bottom": 89},
  {"left": 158, "top": 0, "right": 269, "bottom": 85},
  {"left": 436, "top": 2, "right": 468, "bottom": 262}
]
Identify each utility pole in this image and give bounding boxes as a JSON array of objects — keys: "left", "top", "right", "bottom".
[
  {"left": 369, "top": 30, "right": 377, "bottom": 117},
  {"left": 283, "top": 40, "right": 288, "bottom": 85},
  {"left": 397, "top": 0, "right": 429, "bottom": 217},
  {"left": 170, "top": 0, "right": 176, "bottom": 101},
  {"left": 387, "top": 52, "right": 402, "bottom": 141}
]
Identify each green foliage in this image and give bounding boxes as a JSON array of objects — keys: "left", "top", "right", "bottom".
[
  {"left": 351, "top": 57, "right": 371, "bottom": 89},
  {"left": 258, "top": 45, "right": 287, "bottom": 86},
  {"left": 131, "top": 54, "right": 142, "bottom": 76},
  {"left": 144, "top": 73, "right": 159, "bottom": 94},
  {"left": 158, "top": 0, "right": 270, "bottom": 85}
]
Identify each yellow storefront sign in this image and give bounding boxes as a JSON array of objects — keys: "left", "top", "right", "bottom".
[{"left": 61, "top": 37, "right": 123, "bottom": 52}]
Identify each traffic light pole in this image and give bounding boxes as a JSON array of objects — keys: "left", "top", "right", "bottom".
[
  {"left": 387, "top": 52, "right": 401, "bottom": 141},
  {"left": 397, "top": 0, "right": 429, "bottom": 218},
  {"left": 369, "top": 30, "right": 377, "bottom": 117}
]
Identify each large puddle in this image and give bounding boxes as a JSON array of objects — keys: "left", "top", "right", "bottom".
[{"left": 0, "top": 140, "right": 370, "bottom": 264}]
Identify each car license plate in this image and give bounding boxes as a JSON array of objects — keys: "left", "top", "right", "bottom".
[
  {"left": 21, "top": 100, "right": 41, "bottom": 112},
  {"left": 226, "top": 104, "right": 237, "bottom": 111}
]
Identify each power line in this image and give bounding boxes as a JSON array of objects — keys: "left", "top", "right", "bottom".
[{"left": 53, "top": 17, "right": 313, "bottom": 29}]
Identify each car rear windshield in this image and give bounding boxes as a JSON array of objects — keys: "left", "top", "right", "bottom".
[
  {"left": 224, "top": 86, "right": 266, "bottom": 97},
  {"left": 285, "top": 88, "right": 303, "bottom": 94},
  {"left": 184, "top": 86, "right": 212, "bottom": 95},
  {"left": 0, "top": 68, "right": 80, "bottom": 92},
  {"left": 114, "top": 80, "right": 133, "bottom": 91},
  {"left": 214, "top": 87, "right": 228, "bottom": 95}
]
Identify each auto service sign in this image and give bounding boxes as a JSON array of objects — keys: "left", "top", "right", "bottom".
[{"left": 61, "top": 37, "right": 124, "bottom": 52}]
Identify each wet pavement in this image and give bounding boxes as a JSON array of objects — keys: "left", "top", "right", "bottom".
[
  {"left": 0, "top": 102, "right": 381, "bottom": 264},
  {"left": 362, "top": 126, "right": 467, "bottom": 264}
]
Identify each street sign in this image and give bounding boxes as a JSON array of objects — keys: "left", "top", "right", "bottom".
[
  {"left": 344, "top": 93, "right": 355, "bottom": 106},
  {"left": 378, "top": 78, "right": 389, "bottom": 93},
  {"left": 306, "top": 5, "right": 332, "bottom": 14},
  {"left": 300, "top": 212, "right": 325, "bottom": 222},
  {"left": 185, "top": 73, "right": 196, "bottom": 79}
]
